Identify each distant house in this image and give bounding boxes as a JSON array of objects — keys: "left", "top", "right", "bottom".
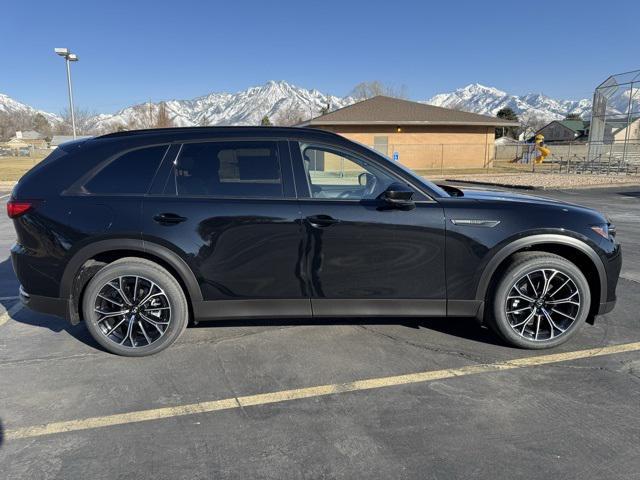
[
  {"left": 535, "top": 120, "right": 589, "bottom": 143},
  {"left": 299, "top": 96, "right": 518, "bottom": 169},
  {"left": 50, "top": 135, "right": 92, "bottom": 149},
  {"left": 6, "top": 130, "right": 48, "bottom": 151},
  {"left": 612, "top": 118, "right": 640, "bottom": 143}
]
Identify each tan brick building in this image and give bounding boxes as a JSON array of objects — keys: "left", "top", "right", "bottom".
[{"left": 300, "top": 96, "right": 519, "bottom": 170}]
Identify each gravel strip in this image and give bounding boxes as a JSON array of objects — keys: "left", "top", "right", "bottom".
[{"left": 440, "top": 173, "right": 640, "bottom": 190}]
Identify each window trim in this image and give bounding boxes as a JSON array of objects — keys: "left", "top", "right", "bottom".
[
  {"left": 290, "top": 140, "right": 436, "bottom": 203},
  {"left": 63, "top": 143, "right": 171, "bottom": 197},
  {"left": 149, "top": 138, "right": 296, "bottom": 201}
]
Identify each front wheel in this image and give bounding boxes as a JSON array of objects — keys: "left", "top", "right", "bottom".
[
  {"left": 488, "top": 252, "right": 591, "bottom": 349},
  {"left": 82, "top": 258, "right": 188, "bottom": 356}
]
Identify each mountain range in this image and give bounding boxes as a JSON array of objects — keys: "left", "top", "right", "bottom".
[{"left": 0, "top": 81, "right": 597, "bottom": 133}]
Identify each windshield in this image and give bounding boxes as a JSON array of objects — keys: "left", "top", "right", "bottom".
[{"left": 356, "top": 141, "right": 451, "bottom": 198}]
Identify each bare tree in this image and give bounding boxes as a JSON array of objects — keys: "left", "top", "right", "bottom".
[
  {"left": 155, "top": 102, "right": 174, "bottom": 128},
  {"left": 0, "top": 110, "right": 34, "bottom": 140},
  {"left": 56, "top": 107, "right": 97, "bottom": 135},
  {"left": 123, "top": 101, "right": 175, "bottom": 130},
  {"left": 274, "top": 103, "right": 305, "bottom": 126},
  {"left": 199, "top": 113, "right": 212, "bottom": 126},
  {"left": 519, "top": 113, "right": 548, "bottom": 140},
  {"left": 350, "top": 81, "right": 408, "bottom": 100}
]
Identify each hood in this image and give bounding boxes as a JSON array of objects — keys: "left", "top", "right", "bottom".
[
  {"left": 457, "top": 187, "right": 573, "bottom": 206},
  {"left": 444, "top": 185, "right": 606, "bottom": 221}
]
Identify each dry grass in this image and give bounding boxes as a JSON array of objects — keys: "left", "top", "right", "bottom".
[{"left": 0, "top": 156, "right": 47, "bottom": 181}]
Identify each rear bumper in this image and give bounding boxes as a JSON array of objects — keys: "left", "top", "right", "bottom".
[{"left": 19, "top": 286, "right": 69, "bottom": 319}]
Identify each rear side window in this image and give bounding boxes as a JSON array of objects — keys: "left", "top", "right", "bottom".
[
  {"left": 168, "top": 141, "right": 283, "bottom": 198},
  {"left": 84, "top": 145, "right": 168, "bottom": 194}
]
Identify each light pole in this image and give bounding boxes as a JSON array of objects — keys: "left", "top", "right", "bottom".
[{"left": 54, "top": 48, "right": 79, "bottom": 139}]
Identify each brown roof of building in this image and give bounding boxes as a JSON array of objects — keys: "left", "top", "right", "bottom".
[{"left": 300, "top": 96, "right": 519, "bottom": 127}]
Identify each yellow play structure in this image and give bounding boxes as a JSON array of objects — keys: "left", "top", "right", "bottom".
[{"left": 533, "top": 134, "right": 550, "bottom": 164}]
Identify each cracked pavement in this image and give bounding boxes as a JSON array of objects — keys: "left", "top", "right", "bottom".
[{"left": 0, "top": 187, "right": 639, "bottom": 479}]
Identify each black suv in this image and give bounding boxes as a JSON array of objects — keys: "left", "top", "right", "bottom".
[{"left": 9, "top": 127, "right": 621, "bottom": 356}]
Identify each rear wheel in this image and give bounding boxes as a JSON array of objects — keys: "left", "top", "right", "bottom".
[
  {"left": 82, "top": 258, "right": 188, "bottom": 356},
  {"left": 488, "top": 252, "right": 591, "bottom": 349}
]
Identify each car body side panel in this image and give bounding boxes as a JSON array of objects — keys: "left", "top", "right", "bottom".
[
  {"left": 440, "top": 197, "right": 619, "bottom": 305},
  {"left": 141, "top": 197, "right": 307, "bottom": 302}
]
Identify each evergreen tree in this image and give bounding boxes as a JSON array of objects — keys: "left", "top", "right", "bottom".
[
  {"left": 32, "top": 113, "right": 51, "bottom": 137},
  {"left": 565, "top": 113, "right": 582, "bottom": 121},
  {"left": 261, "top": 115, "right": 272, "bottom": 126},
  {"left": 496, "top": 107, "right": 519, "bottom": 139}
]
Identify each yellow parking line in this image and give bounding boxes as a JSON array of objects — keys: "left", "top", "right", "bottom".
[
  {"left": 6, "top": 341, "right": 640, "bottom": 441},
  {"left": 0, "top": 302, "right": 22, "bottom": 327}
]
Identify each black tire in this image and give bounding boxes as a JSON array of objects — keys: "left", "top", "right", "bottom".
[
  {"left": 487, "top": 252, "right": 591, "bottom": 349},
  {"left": 82, "top": 257, "right": 188, "bottom": 356}
]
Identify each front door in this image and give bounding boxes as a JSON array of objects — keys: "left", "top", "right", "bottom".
[
  {"left": 142, "top": 139, "right": 310, "bottom": 319},
  {"left": 291, "top": 142, "right": 447, "bottom": 317}
]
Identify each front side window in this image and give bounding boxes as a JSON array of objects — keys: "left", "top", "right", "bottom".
[
  {"left": 170, "top": 141, "right": 283, "bottom": 198},
  {"left": 84, "top": 145, "right": 168, "bottom": 194},
  {"left": 299, "top": 144, "right": 399, "bottom": 200}
]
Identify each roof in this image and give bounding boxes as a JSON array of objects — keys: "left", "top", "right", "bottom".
[
  {"left": 5, "top": 139, "right": 31, "bottom": 148},
  {"left": 299, "top": 96, "right": 520, "bottom": 127},
  {"left": 50, "top": 135, "right": 92, "bottom": 146},
  {"left": 96, "top": 126, "right": 342, "bottom": 140},
  {"left": 557, "top": 120, "right": 589, "bottom": 132},
  {"left": 495, "top": 136, "right": 521, "bottom": 145},
  {"left": 14, "top": 130, "right": 45, "bottom": 140}
]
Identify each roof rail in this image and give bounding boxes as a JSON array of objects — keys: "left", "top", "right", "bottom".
[{"left": 97, "top": 125, "right": 328, "bottom": 139}]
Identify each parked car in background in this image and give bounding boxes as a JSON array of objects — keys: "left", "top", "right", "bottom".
[{"left": 9, "top": 127, "right": 621, "bottom": 356}]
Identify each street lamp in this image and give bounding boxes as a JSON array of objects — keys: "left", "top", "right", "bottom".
[{"left": 54, "top": 47, "right": 79, "bottom": 139}]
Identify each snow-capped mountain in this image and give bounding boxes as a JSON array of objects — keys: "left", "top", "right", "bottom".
[
  {"left": 2, "top": 81, "right": 611, "bottom": 135},
  {"left": 426, "top": 83, "right": 592, "bottom": 123},
  {"left": 87, "top": 81, "right": 354, "bottom": 131},
  {"left": 0, "top": 93, "right": 61, "bottom": 123}
]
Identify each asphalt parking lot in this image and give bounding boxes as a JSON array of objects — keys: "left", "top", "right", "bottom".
[{"left": 0, "top": 186, "right": 639, "bottom": 480}]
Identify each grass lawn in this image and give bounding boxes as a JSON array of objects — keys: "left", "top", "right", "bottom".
[{"left": 0, "top": 156, "right": 47, "bottom": 181}]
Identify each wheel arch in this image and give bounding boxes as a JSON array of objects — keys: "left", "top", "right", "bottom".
[
  {"left": 61, "top": 239, "right": 202, "bottom": 324},
  {"left": 476, "top": 234, "right": 606, "bottom": 316}
]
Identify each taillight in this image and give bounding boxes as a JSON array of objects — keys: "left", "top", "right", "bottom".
[{"left": 7, "top": 200, "right": 34, "bottom": 219}]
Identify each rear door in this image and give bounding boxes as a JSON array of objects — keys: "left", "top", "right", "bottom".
[
  {"left": 291, "top": 141, "right": 447, "bottom": 317},
  {"left": 142, "top": 138, "right": 310, "bottom": 319}
]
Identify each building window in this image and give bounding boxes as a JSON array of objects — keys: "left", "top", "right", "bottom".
[{"left": 373, "top": 136, "right": 389, "bottom": 156}]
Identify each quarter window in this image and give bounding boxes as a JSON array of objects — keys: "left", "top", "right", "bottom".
[
  {"left": 84, "top": 145, "right": 168, "bottom": 194},
  {"left": 170, "top": 141, "right": 283, "bottom": 198}
]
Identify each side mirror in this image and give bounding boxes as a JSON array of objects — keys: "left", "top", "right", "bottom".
[{"left": 379, "top": 183, "right": 415, "bottom": 210}]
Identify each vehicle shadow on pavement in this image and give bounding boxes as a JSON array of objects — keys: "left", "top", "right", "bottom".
[
  {"left": 191, "top": 316, "right": 504, "bottom": 347},
  {"left": 5, "top": 304, "right": 101, "bottom": 350}
]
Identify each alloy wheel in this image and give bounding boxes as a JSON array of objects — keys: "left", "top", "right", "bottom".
[
  {"left": 92, "top": 275, "right": 172, "bottom": 348},
  {"left": 504, "top": 268, "right": 581, "bottom": 342}
]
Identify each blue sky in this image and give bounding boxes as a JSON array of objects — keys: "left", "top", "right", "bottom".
[{"left": 2, "top": 0, "right": 638, "bottom": 114}]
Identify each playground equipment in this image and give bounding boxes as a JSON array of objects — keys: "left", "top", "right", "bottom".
[{"left": 533, "top": 134, "right": 550, "bottom": 164}]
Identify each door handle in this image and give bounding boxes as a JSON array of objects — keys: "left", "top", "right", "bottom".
[
  {"left": 306, "top": 215, "right": 340, "bottom": 228},
  {"left": 153, "top": 213, "right": 187, "bottom": 225}
]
